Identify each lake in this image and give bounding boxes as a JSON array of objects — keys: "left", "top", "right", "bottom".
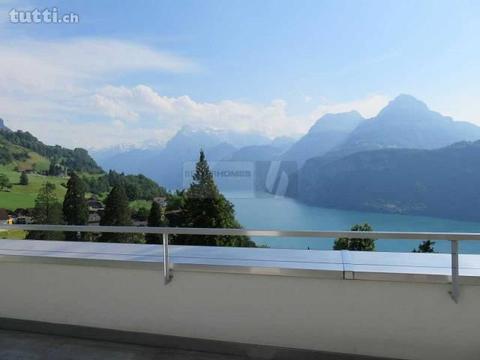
[{"left": 226, "top": 192, "right": 480, "bottom": 254}]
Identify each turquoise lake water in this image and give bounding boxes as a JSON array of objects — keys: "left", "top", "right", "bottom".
[{"left": 226, "top": 193, "right": 480, "bottom": 254}]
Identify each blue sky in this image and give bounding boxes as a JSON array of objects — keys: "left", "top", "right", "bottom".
[{"left": 0, "top": 0, "right": 479, "bottom": 149}]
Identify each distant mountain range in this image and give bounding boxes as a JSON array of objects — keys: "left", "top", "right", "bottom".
[
  {"left": 326, "top": 95, "right": 480, "bottom": 159},
  {"left": 94, "top": 127, "right": 283, "bottom": 189},
  {"left": 94, "top": 94, "right": 480, "bottom": 196}
]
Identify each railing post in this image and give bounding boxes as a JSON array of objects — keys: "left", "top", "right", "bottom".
[
  {"left": 163, "top": 233, "right": 173, "bottom": 284},
  {"left": 449, "top": 240, "right": 459, "bottom": 303}
]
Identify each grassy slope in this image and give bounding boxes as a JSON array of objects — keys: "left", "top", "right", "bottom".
[
  {"left": 0, "top": 163, "right": 67, "bottom": 211},
  {"left": 0, "top": 229, "right": 26, "bottom": 239},
  {"left": 0, "top": 139, "right": 69, "bottom": 210},
  {"left": 129, "top": 199, "right": 152, "bottom": 211}
]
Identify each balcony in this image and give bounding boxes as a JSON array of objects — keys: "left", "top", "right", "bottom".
[{"left": 0, "top": 225, "right": 480, "bottom": 360}]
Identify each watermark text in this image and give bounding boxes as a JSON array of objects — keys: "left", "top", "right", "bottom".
[{"left": 9, "top": 8, "right": 79, "bottom": 24}]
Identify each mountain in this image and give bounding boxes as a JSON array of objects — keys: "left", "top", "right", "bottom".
[
  {"left": 294, "top": 140, "right": 480, "bottom": 221},
  {"left": 228, "top": 145, "right": 283, "bottom": 161},
  {"left": 270, "top": 136, "right": 296, "bottom": 150},
  {"left": 96, "top": 147, "right": 164, "bottom": 175},
  {"left": 282, "top": 111, "right": 364, "bottom": 165},
  {"left": 94, "top": 94, "right": 480, "bottom": 192},
  {"left": 0, "top": 129, "right": 101, "bottom": 173},
  {"left": 95, "top": 127, "right": 272, "bottom": 189},
  {"left": 226, "top": 136, "right": 295, "bottom": 162},
  {"left": 90, "top": 144, "right": 150, "bottom": 165},
  {"left": 329, "top": 95, "right": 480, "bottom": 157}
]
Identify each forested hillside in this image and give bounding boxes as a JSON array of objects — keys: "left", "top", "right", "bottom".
[
  {"left": 0, "top": 129, "right": 102, "bottom": 173},
  {"left": 0, "top": 127, "right": 166, "bottom": 210},
  {"left": 295, "top": 141, "right": 480, "bottom": 221}
]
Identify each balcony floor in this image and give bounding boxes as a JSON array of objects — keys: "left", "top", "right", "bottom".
[{"left": 0, "top": 329, "right": 249, "bottom": 360}]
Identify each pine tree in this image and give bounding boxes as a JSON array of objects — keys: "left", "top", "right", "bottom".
[
  {"left": 19, "top": 171, "right": 29, "bottom": 185},
  {"left": 145, "top": 201, "right": 166, "bottom": 244},
  {"left": 63, "top": 172, "right": 89, "bottom": 241},
  {"left": 27, "top": 182, "right": 63, "bottom": 240},
  {"left": 99, "top": 184, "right": 132, "bottom": 242},
  {"left": 333, "top": 223, "right": 375, "bottom": 251},
  {"left": 413, "top": 240, "right": 436, "bottom": 253},
  {"left": 176, "top": 150, "right": 255, "bottom": 247}
]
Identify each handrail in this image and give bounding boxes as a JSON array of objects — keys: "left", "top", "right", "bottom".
[
  {"left": 0, "top": 224, "right": 477, "bottom": 302},
  {"left": 2, "top": 224, "right": 480, "bottom": 241}
]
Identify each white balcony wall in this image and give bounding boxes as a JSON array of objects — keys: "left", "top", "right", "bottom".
[{"left": 0, "top": 240, "right": 479, "bottom": 360}]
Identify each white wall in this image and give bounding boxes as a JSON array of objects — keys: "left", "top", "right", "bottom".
[{"left": 0, "top": 260, "right": 479, "bottom": 360}]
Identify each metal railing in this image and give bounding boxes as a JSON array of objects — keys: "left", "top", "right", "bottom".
[{"left": 2, "top": 224, "right": 480, "bottom": 302}]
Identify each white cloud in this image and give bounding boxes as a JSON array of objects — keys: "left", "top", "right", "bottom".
[
  {"left": 0, "top": 37, "right": 197, "bottom": 95},
  {"left": 93, "top": 85, "right": 306, "bottom": 138},
  {"left": 93, "top": 86, "right": 392, "bottom": 146},
  {"left": 10, "top": 116, "right": 177, "bottom": 150},
  {"left": 0, "top": 37, "right": 198, "bottom": 148},
  {"left": 0, "top": 36, "right": 392, "bottom": 150}
]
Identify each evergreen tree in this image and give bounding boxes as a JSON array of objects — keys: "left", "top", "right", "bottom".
[
  {"left": 413, "top": 240, "right": 436, "bottom": 253},
  {"left": 19, "top": 171, "right": 29, "bottom": 185},
  {"left": 48, "top": 161, "right": 61, "bottom": 176},
  {"left": 63, "top": 172, "right": 89, "bottom": 241},
  {"left": 27, "top": 182, "right": 63, "bottom": 240},
  {"left": 0, "top": 173, "right": 11, "bottom": 191},
  {"left": 145, "top": 201, "right": 166, "bottom": 244},
  {"left": 99, "top": 184, "right": 132, "bottom": 242},
  {"left": 176, "top": 150, "right": 255, "bottom": 247},
  {"left": 333, "top": 223, "right": 375, "bottom": 251}
]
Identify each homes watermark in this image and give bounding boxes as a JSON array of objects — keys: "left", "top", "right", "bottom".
[
  {"left": 183, "top": 160, "right": 297, "bottom": 198},
  {"left": 9, "top": 7, "right": 79, "bottom": 24}
]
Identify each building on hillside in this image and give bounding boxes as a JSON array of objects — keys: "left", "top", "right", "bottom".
[
  {"left": 88, "top": 212, "right": 102, "bottom": 224},
  {"left": 87, "top": 196, "right": 104, "bottom": 212},
  {"left": 153, "top": 197, "right": 167, "bottom": 208},
  {"left": 15, "top": 216, "right": 32, "bottom": 224},
  {"left": 87, "top": 196, "right": 105, "bottom": 225}
]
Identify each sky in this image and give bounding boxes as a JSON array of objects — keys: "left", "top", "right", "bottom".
[{"left": 0, "top": 0, "right": 479, "bottom": 149}]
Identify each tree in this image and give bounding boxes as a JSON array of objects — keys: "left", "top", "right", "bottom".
[
  {"left": 99, "top": 184, "right": 133, "bottom": 242},
  {"left": 413, "top": 240, "right": 436, "bottom": 253},
  {"left": 145, "top": 201, "right": 166, "bottom": 244},
  {"left": 48, "top": 161, "right": 63, "bottom": 176},
  {"left": 19, "top": 171, "right": 29, "bottom": 185},
  {"left": 0, "top": 173, "right": 12, "bottom": 191},
  {"left": 27, "top": 182, "right": 63, "bottom": 240},
  {"left": 63, "top": 172, "right": 89, "bottom": 241},
  {"left": 132, "top": 206, "right": 149, "bottom": 222},
  {"left": 165, "top": 190, "right": 186, "bottom": 227},
  {"left": 333, "top": 223, "right": 375, "bottom": 251},
  {"left": 175, "top": 150, "right": 255, "bottom": 247}
]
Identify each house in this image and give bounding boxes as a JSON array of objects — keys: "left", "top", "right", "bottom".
[
  {"left": 86, "top": 196, "right": 104, "bottom": 225},
  {"left": 15, "top": 216, "right": 32, "bottom": 224},
  {"left": 153, "top": 197, "right": 167, "bottom": 208},
  {"left": 88, "top": 212, "right": 102, "bottom": 224},
  {"left": 87, "top": 196, "right": 104, "bottom": 211}
]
